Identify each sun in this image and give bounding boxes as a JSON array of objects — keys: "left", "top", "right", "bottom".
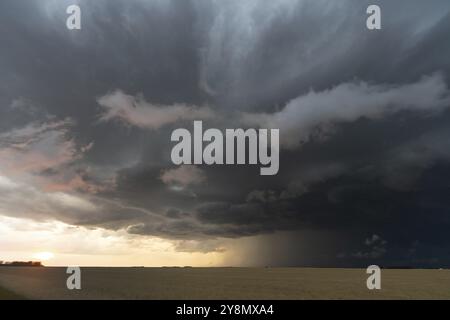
[{"left": 33, "top": 252, "right": 55, "bottom": 261}]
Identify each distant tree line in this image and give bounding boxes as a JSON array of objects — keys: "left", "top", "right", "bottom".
[{"left": 0, "top": 261, "right": 43, "bottom": 267}]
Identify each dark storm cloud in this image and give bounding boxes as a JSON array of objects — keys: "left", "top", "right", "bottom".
[
  {"left": 196, "top": 0, "right": 450, "bottom": 111},
  {"left": 1, "top": 0, "right": 450, "bottom": 266}
]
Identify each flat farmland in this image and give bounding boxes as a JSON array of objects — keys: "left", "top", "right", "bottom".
[{"left": 0, "top": 267, "right": 449, "bottom": 300}]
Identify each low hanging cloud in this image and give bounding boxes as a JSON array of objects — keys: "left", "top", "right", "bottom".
[
  {"left": 379, "top": 126, "right": 450, "bottom": 190},
  {"left": 353, "top": 234, "right": 388, "bottom": 259},
  {"left": 0, "top": 118, "right": 102, "bottom": 193},
  {"left": 243, "top": 73, "right": 450, "bottom": 148},
  {"left": 0, "top": 119, "right": 78, "bottom": 174},
  {"left": 0, "top": 173, "right": 96, "bottom": 221},
  {"left": 0, "top": 117, "right": 146, "bottom": 226},
  {"left": 160, "top": 165, "right": 206, "bottom": 187},
  {"left": 97, "top": 90, "right": 215, "bottom": 130},
  {"left": 0, "top": 171, "right": 151, "bottom": 227}
]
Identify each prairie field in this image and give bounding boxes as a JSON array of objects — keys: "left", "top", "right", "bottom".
[
  {"left": 0, "top": 285, "right": 24, "bottom": 300},
  {"left": 0, "top": 267, "right": 449, "bottom": 300}
]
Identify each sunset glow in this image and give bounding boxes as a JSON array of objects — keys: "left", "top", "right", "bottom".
[{"left": 32, "top": 252, "right": 54, "bottom": 261}]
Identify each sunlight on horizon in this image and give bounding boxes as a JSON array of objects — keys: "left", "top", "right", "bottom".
[
  {"left": 0, "top": 216, "right": 228, "bottom": 267},
  {"left": 32, "top": 252, "right": 55, "bottom": 261}
]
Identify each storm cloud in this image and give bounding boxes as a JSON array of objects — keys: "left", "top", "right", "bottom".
[{"left": 1, "top": 0, "right": 450, "bottom": 267}]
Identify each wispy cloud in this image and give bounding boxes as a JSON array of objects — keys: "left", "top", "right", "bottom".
[
  {"left": 160, "top": 165, "right": 206, "bottom": 187},
  {"left": 97, "top": 90, "right": 214, "bottom": 130}
]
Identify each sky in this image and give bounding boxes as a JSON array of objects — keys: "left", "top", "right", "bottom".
[{"left": 1, "top": 0, "right": 450, "bottom": 267}]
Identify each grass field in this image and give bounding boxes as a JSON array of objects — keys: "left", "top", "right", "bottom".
[
  {"left": 0, "top": 286, "right": 24, "bottom": 300},
  {"left": 0, "top": 267, "right": 449, "bottom": 300}
]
